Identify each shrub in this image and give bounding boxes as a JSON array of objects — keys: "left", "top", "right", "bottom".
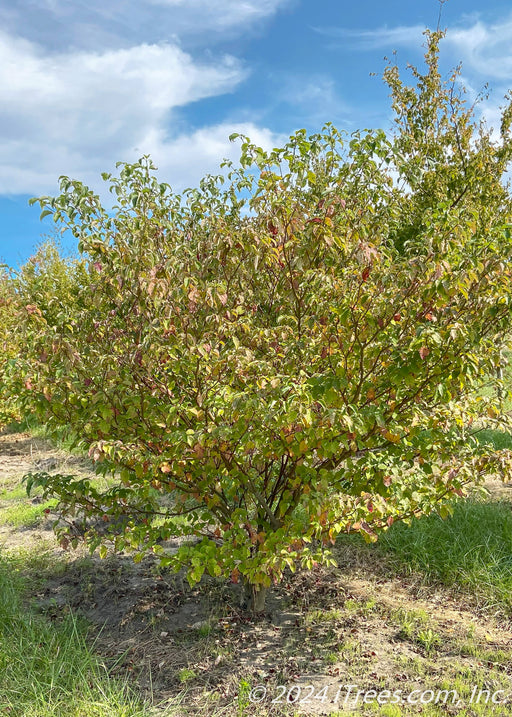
[{"left": 16, "top": 32, "right": 512, "bottom": 611}]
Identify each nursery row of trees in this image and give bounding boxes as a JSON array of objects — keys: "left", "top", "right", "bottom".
[{"left": 2, "top": 32, "right": 512, "bottom": 610}]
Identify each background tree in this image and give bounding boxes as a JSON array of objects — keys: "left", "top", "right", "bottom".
[
  {"left": 15, "top": 32, "right": 512, "bottom": 612},
  {"left": 5, "top": 241, "right": 88, "bottom": 429},
  {"left": 0, "top": 266, "right": 20, "bottom": 429}
]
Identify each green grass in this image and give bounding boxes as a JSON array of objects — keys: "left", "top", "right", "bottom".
[
  {"left": 178, "top": 667, "right": 197, "bottom": 683},
  {"left": 0, "top": 554, "right": 153, "bottom": 717},
  {"left": 377, "top": 499, "right": 512, "bottom": 612},
  {"left": 2, "top": 498, "right": 57, "bottom": 526},
  {"left": 0, "top": 483, "right": 27, "bottom": 500},
  {"left": 470, "top": 428, "right": 512, "bottom": 450}
]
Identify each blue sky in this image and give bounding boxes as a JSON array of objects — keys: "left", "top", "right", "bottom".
[{"left": 1, "top": 0, "right": 512, "bottom": 267}]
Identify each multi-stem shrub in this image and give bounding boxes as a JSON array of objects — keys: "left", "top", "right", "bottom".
[{"left": 15, "top": 33, "right": 512, "bottom": 610}]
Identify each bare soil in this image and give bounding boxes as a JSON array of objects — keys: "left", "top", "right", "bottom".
[{"left": 2, "top": 428, "right": 512, "bottom": 716}]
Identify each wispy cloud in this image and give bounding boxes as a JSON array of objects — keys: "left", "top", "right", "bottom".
[
  {"left": 146, "top": 0, "right": 292, "bottom": 30},
  {"left": 444, "top": 19, "right": 512, "bottom": 80},
  {"left": 315, "top": 12, "right": 512, "bottom": 82},
  {"left": 277, "top": 75, "right": 353, "bottom": 126},
  {"left": 313, "top": 23, "right": 426, "bottom": 51},
  {"left": 0, "top": 0, "right": 293, "bottom": 52}
]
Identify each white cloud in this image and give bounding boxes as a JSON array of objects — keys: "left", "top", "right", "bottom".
[
  {"left": 1, "top": 122, "right": 284, "bottom": 201},
  {"left": 0, "top": 30, "right": 274, "bottom": 195},
  {"left": 0, "top": 0, "right": 292, "bottom": 199},
  {"left": 0, "top": 32, "right": 244, "bottom": 110},
  {"left": 135, "top": 123, "right": 286, "bottom": 191}
]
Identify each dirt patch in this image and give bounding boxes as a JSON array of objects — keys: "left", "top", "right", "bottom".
[
  {"left": 0, "top": 431, "right": 48, "bottom": 478},
  {"left": 0, "top": 428, "right": 92, "bottom": 485},
  {"left": 482, "top": 476, "right": 512, "bottom": 502}
]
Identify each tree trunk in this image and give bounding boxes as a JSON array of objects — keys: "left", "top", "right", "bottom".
[
  {"left": 240, "top": 580, "right": 268, "bottom": 613},
  {"left": 251, "top": 585, "right": 268, "bottom": 614}
]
